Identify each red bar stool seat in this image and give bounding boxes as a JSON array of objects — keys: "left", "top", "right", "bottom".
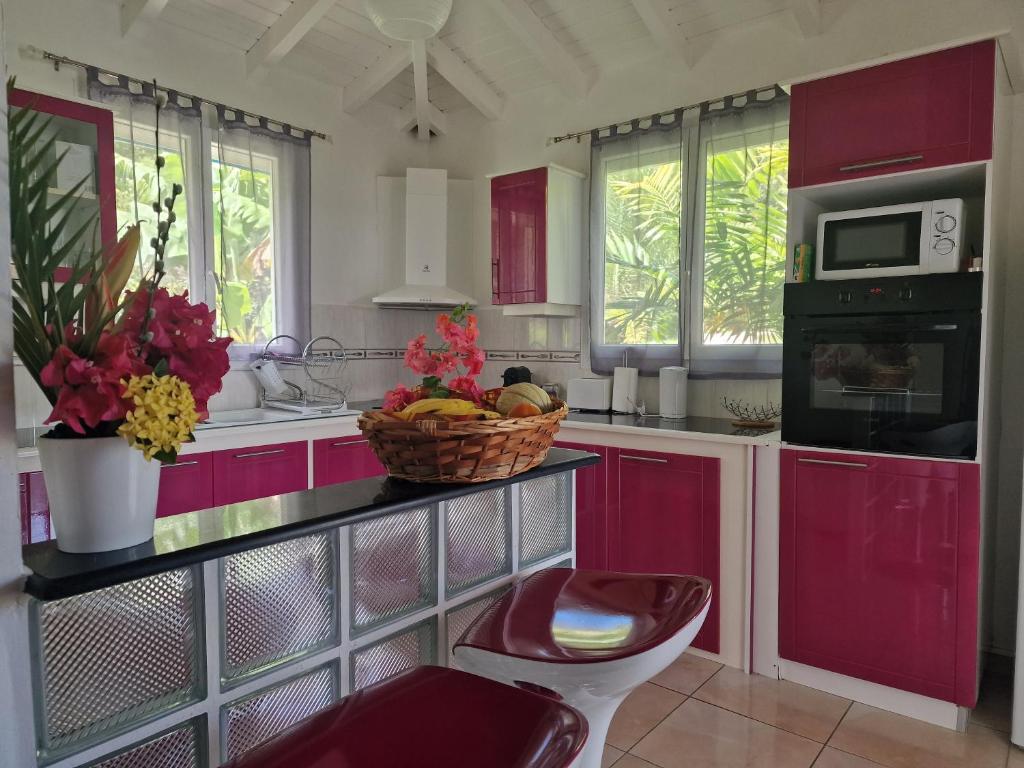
[
  {"left": 453, "top": 568, "right": 712, "bottom": 768},
  {"left": 221, "top": 665, "right": 588, "bottom": 768}
]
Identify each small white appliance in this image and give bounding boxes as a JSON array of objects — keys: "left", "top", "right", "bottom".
[
  {"left": 567, "top": 377, "right": 612, "bottom": 412},
  {"left": 612, "top": 367, "right": 639, "bottom": 414},
  {"left": 658, "top": 366, "right": 688, "bottom": 419},
  {"left": 816, "top": 199, "right": 964, "bottom": 280}
]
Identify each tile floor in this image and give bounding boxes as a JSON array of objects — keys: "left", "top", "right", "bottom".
[{"left": 601, "top": 652, "right": 1020, "bottom": 768}]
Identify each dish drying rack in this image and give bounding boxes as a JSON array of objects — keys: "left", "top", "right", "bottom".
[{"left": 252, "top": 335, "right": 353, "bottom": 415}]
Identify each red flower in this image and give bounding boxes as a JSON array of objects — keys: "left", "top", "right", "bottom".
[
  {"left": 122, "top": 287, "right": 232, "bottom": 417},
  {"left": 383, "top": 384, "right": 422, "bottom": 411},
  {"left": 41, "top": 331, "right": 150, "bottom": 434},
  {"left": 448, "top": 375, "right": 484, "bottom": 405}
]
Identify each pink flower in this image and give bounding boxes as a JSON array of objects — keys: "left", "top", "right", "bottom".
[
  {"left": 448, "top": 375, "right": 484, "bottom": 405},
  {"left": 384, "top": 384, "right": 420, "bottom": 411},
  {"left": 41, "top": 332, "right": 150, "bottom": 434},
  {"left": 122, "top": 287, "right": 231, "bottom": 418}
]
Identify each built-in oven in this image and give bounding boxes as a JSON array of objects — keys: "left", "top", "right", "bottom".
[{"left": 781, "top": 272, "right": 982, "bottom": 458}]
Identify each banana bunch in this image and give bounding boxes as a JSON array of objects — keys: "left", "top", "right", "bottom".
[{"left": 394, "top": 398, "right": 501, "bottom": 421}]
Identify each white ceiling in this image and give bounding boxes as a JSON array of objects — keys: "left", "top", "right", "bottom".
[{"left": 119, "top": 0, "right": 800, "bottom": 117}]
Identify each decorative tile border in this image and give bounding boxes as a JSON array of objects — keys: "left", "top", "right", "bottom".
[{"left": 335, "top": 349, "right": 581, "bottom": 362}]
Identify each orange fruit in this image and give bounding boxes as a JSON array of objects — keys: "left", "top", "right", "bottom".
[{"left": 508, "top": 402, "right": 542, "bottom": 418}]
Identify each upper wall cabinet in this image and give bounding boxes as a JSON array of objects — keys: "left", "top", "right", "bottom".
[
  {"left": 789, "top": 40, "right": 995, "bottom": 188},
  {"left": 490, "top": 164, "right": 584, "bottom": 317},
  {"left": 9, "top": 88, "right": 117, "bottom": 283}
]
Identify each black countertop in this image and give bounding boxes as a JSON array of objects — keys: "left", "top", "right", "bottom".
[
  {"left": 22, "top": 448, "right": 599, "bottom": 602},
  {"left": 564, "top": 411, "right": 778, "bottom": 439}
]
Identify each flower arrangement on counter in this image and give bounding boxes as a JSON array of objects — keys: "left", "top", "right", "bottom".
[
  {"left": 381, "top": 304, "right": 557, "bottom": 421},
  {"left": 10, "top": 81, "right": 231, "bottom": 463}
]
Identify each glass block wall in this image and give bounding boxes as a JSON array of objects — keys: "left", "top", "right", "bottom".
[{"left": 29, "top": 473, "right": 575, "bottom": 768}]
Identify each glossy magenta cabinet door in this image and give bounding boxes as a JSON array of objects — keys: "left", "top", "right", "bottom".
[
  {"left": 554, "top": 441, "right": 607, "bottom": 569},
  {"left": 608, "top": 448, "right": 720, "bottom": 653},
  {"left": 779, "top": 450, "right": 980, "bottom": 705},
  {"left": 157, "top": 452, "right": 214, "bottom": 518},
  {"left": 213, "top": 441, "right": 308, "bottom": 506},
  {"left": 20, "top": 471, "right": 51, "bottom": 544},
  {"left": 313, "top": 436, "right": 386, "bottom": 487},
  {"left": 789, "top": 40, "right": 994, "bottom": 187},
  {"left": 491, "top": 168, "right": 547, "bottom": 305}
]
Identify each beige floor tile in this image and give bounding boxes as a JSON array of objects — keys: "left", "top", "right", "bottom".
[
  {"left": 650, "top": 652, "right": 723, "bottom": 694},
  {"left": 603, "top": 745, "right": 625, "bottom": 767},
  {"left": 813, "top": 747, "right": 885, "bottom": 767},
  {"left": 612, "top": 756, "right": 660, "bottom": 768},
  {"left": 631, "top": 697, "right": 822, "bottom": 768},
  {"left": 694, "top": 665, "right": 851, "bottom": 742},
  {"left": 606, "top": 682, "right": 686, "bottom": 751},
  {"left": 828, "top": 703, "right": 1008, "bottom": 768},
  {"left": 1009, "top": 745, "right": 1024, "bottom": 767}
]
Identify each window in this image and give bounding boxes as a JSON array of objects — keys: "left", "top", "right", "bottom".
[
  {"left": 590, "top": 92, "right": 788, "bottom": 376},
  {"left": 211, "top": 145, "right": 277, "bottom": 346},
  {"left": 691, "top": 128, "right": 789, "bottom": 364}
]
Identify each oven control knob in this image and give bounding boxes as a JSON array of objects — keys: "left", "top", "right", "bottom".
[
  {"left": 935, "top": 214, "right": 957, "bottom": 233},
  {"left": 838, "top": 290, "right": 852, "bottom": 304},
  {"left": 898, "top": 286, "right": 913, "bottom": 301},
  {"left": 934, "top": 237, "right": 956, "bottom": 255}
]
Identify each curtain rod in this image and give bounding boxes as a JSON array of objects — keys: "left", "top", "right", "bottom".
[
  {"left": 35, "top": 48, "right": 330, "bottom": 142},
  {"left": 547, "top": 82, "right": 787, "bottom": 145}
]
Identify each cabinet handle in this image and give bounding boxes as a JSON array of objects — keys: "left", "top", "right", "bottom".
[
  {"left": 797, "top": 457, "right": 868, "bottom": 469},
  {"left": 621, "top": 455, "right": 669, "bottom": 464},
  {"left": 163, "top": 460, "right": 199, "bottom": 469},
  {"left": 233, "top": 448, "right": 287, "bottom": 460},
  {"left": 331, "top": 439, "right": 368, "bottom": 447},
  {"left": 839, "top": 154, "right": 923, "bottom": 173}
]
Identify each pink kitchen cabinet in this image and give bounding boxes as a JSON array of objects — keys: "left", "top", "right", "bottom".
[
  {"left": 607, "top": 447, "right": 721, "bottom": 653},
  {"left": 213, "top": 441, "right": 309, "bottom": 506},
  {"left": 779, "top": 449, "right": 980, "bottom": 706},
  {"left": 19, "top": 471, "right": 51, "bottom": 545},
  {"left": 489, "top": 164, "right": 583, "bottom": 311},
  {"left": 789, "top": 40, "right": 995, "bottom": 188},
  {"left": 157, "top": 452, "right": 215, "bottom": 518},
  {"left": 313, "top": 436, "right": 386, "bottom": 487},
  {"left": 554, "top": 441, "right": 608, "bottom": 570}
]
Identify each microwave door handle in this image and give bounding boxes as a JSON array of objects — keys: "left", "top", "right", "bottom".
[
  {"left": 841, "top": 385, "right": 913, "bottom": 397},
  {"left": 800, "top": 324, "right": 958, "bottom": 333}
]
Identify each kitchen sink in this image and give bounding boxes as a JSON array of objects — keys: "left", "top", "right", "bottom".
[{"left": 197, "top": 407, "right": 360, "bottom": 430}]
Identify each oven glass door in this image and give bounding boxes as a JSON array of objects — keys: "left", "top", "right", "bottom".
[
  {"left": 821, "top": 212, "right": 922, "bottom": 273},
  {"left": 783, "top": 312, "right": 980, "bottom": 457}
]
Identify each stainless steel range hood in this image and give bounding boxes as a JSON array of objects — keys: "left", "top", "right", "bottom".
[{"left": 373, "top": 168, "right": 475, "bottom": 310}]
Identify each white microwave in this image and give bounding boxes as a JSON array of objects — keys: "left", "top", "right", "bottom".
[{"left": 815, "top": 199, "right": 964, "bottom": 280}]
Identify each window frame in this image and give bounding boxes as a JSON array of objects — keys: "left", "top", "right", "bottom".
[{"left": 688, "top": 122, "right": 789, "bottom": 376}]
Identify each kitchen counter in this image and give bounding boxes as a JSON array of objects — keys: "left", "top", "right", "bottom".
[
  {"left": 562, "top": 411, "right": 781, "bottom": 445},
  {"left": 22, "top": 447, "right": 599, "bottom": 601}
]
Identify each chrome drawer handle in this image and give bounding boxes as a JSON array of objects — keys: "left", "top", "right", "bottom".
[
  {"left": 839, "top": 154, "right": 923, "bottom": 172},
  {"left": 797, "top": 458, "right": 868, "bottom": 469},
  {"left": 162, "top": 460, "right": 199, "bottom": 469},
  {"left": 331, "top": 439, "right": 368, "bottom": 447},
  {"left": 234, "top": 449, "right": 287, "bottom": 459},
  {"left": 621, "top": 455, "right": 669, "bottom": 464}
]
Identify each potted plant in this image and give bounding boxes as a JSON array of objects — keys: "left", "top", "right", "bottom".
[{"left": 9, "top": 85, "right": 231, "bottom": 552}]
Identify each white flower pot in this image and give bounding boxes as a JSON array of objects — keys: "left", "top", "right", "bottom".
[{"left": 37, "top": 435, "right": 161, "bottom": 553}]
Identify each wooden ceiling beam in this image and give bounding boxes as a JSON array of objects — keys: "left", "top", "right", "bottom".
[
  {"left": 629, "top": 0, "right": 690, "bottom": 66},
  {"left": 481, "top": 0, "right": 591, "bottom": 98},
  {"left": 426, "top": 38, "right": 505, "bottom": 120},
  {"left": 121, "top": 0, "right": 170, "bottom": 36},
  {"left": 411, "top": 40, "right": 431, "bottom": 141},
  {"left": 397, "top": 100, "right": 448, "bottom": 136},
  {"left": 247, "top": 0, "right": 337, "bottom": 75},
  {"left": 342, "top": 45, "right": 412, "bottom": 114}
]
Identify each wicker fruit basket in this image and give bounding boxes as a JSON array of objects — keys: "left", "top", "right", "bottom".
[{"left": 358, "top": 399, "right": 568, "bottom": 484}]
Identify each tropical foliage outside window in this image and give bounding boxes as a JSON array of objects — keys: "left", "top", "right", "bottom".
[
  {"left": 602, "top": 153, "right": 681, "bottom": 345},
  {"left": 600, "top": 134, "right": 788, "bottom": 352},
  {"left": 700, "top": 138, "right": 789, "bottom": 345},
  {"left": 212, "top": 148, "right": 276, "bottom": 346},
  {"left": 114, "top": 124, "right": 278, "bottom": 347}
]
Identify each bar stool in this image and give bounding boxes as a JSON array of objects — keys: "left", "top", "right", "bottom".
[
  {"left": 221, "top": 665, "right": 588, "bottom": 768},
  {"left": 453, "top": 568, "right": 712, "bottom": 768}
]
